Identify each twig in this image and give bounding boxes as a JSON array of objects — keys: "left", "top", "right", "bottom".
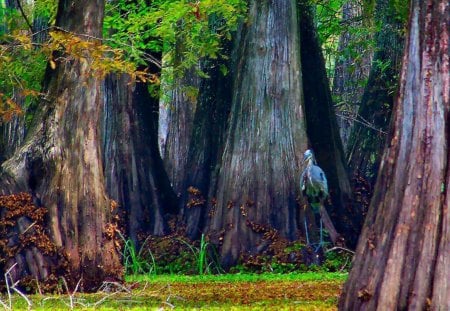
[
  {"left": 4, "top": 263, "right": 32, "bottom": 309},
  {"left": 21, "top": 221, "right": 36, "bottom": 234},
  {"left": 336, "top": 112, "right": 387, "bottom": 135},
  {"left": 325, "top": 246, "right": 355, "bottom": 254},
  {"left": 60, "top": 277, "right": 82, "bottom": 310},
  {"left": 0, "top": 297, "right": 9, "bottom": 310},
  {"left": 339, "top": 255, "right": 351, "bottom": 272},
  {"left": 98, "top": 281, "right": 131, "bottom": 294}
]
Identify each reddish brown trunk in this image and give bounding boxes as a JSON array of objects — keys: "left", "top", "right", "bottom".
[
  {"left": 339, "top": 0, "right": 449, "bottom": 309},
  {"left": 0, "top": 0, "right": 122, "bottom": 291},
  {"left": 103, "top": 73, "right": 178, "bottom": 242},
  {"left": 208, "top": 0, "right": 307, "bottom": 267}
]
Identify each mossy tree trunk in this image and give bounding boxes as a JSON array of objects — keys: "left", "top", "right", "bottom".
[
  {"left": 207, "top": 0, "right": 308, "bottom": 268},
  {"left": 339, "top": 0, "right": 449, "bottom": 308},
  {"left": 0, "top": 0, "right": 122, "bottom": 291}
]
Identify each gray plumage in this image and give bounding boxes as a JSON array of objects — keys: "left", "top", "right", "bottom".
[
  {"left": 300, "top": 149, "right": 328, "bottom": 211},
  {"left": 300, "top": 149, "right": 328, "bottom": 249}
]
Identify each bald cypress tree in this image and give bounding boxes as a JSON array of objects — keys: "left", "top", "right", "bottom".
[
  {"left": 339, "top": 0, "right": 449, "bottom": 308},
  {"left": 0, "top": 0, "right": 122, "bottom": 290}
]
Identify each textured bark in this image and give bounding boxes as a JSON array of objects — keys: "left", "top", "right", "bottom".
[
  {"left": 180, "top": 41, "right": 234, "bottom": 239},
  {"left": 0, "top": 0, "right": 122, "bottom": 291},
  {"left": 333, "top": 0, "right": 373, "bottom": 150},
  {"left": 346, "top": 0, "right": 405, "bottom": 185},
  {"left": 159, "top": 50, "right": 199, "bottom": 196},
  {"left": 0, "top": 91, "right": 26, "bottom": 163},
  {"left": 103, "top": 73, "right": 178, "bottom": 243},
  {"left": 299, "top": 1, "right": 362, "bottom": 248},
  {"left": 208, "top": 0, "right": 307, "bottom": 267},
  {"left": 339, "top": 0, "right": 449, "bottom": 309}
]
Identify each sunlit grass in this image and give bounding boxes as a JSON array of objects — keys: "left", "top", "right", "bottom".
[
  {"left": 126, "top": 271, "right": 348, "bottom": 283},
  {"left": 4, "top": 272, "right": 347, "bottom": 310}
]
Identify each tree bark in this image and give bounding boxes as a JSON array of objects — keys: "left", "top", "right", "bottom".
[
  {"left": 208, "top": 0, "right": 308, "bottom": 268},
  {"left": 299, "top": 1, "right": 362, "bottom": 248},
  {"left": 0, "top": 0, "right": 122, "bottom": 291},
  {"left": 339, "top": 0, "right": 449, "bottom": 309},
  {"left": 159, "top": 38, "right": 199, "bottom": 196},
  {"left": 102, "top": 73, "right": 178, "bottom": 243},
  {"left": 180, "top": 40, "right": 234, "bottom": 239}
]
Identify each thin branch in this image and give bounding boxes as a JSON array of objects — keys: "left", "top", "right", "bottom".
[
  {"left": 336, "top": 112, "right": 387, "bottom": 135},
  {"left": 15, "top": 0, "right": 34, "bottom": 33},
  {"left": 325, "top": 246, "right": 355, "bottom": 254}
]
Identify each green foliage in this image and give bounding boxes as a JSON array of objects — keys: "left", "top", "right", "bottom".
[
  {"left": 120, "top": 233, "right": 223, "bottom": 276},
  {"left": 311, "top": 0, "right": 377, "bottom": 82},
  {"left": 33, "top": 0, "right": 57, "bottom": 21},
  {"left": 389, "top": 0, "right": 409, "bottom": 24},
  {"left": 1, "top": 0, "right": 247, "bottom": 120},
  {"left": 104, "top": 0, "right": 247, "bottom": 73},
  {"left": 119, "top": 233, "right": 157, "bottom": 276},
  {"left": 322, "top": 249, "right": 353, "bottom": 272},
  {"left": 175, "top": 233, "right": 223, "bottom": 275},
  {"left": 0, "top": 4, "right": 50, "bottom": 121}
]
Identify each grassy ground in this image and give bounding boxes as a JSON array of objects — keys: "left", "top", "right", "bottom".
[{"left": 5, "top": 272, "right": 347, "bottom": 310}]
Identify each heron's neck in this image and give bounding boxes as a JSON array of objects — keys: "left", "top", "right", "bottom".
[{"left": 305, "top": 158, "right": 317, "bottom": 166}]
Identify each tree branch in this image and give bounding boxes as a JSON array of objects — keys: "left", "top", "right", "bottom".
[{"left": 15, "top": 0, "right": 34, "bottom": 33}]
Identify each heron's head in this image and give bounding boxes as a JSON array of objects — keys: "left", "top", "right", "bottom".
[{"left": 302, "top": 149, "right": 315, "bottom": 164}]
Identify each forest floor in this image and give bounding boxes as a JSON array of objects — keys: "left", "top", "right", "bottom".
[{"left": 6, "top": 272, "right": 346, "bottom": 310}]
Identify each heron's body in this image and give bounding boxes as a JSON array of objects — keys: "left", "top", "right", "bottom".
[
  {"left": 300, "top": 161, "right": 328, "bottom": 212},
  {"left": 300, "top": 149, "right": 329, "bottom": 250}
]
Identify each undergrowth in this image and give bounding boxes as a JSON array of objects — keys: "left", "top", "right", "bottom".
[{"left": 118, "top": 229, "right": 353, "bottom": 277}]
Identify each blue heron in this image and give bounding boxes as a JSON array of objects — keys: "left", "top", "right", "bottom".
[{"left": 300, "top": 149, "right": 328, "bottom": 250}]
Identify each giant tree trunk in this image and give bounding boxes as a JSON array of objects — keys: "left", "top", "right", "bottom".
[
  {"left": 299, "top": 1, "right": 362, "bottom": 248},
  {"left": 159, "top": 44, "right": 199, "bottom": 197},
  {"left": 339, "top": 0, "right": 449, "bottom": 309},
  {"left": 346, "top": 0, "right": 405, "bottom": 185},
  {"left": 333, "top": 0, "right": 373, "bottom": 151},
  {"left": 103, "top": 73, "right": 178, "bottom": 243},
  {"left": 208, "top": 0, "right": 307, "bottom": 268},
  {"left": 180, "top": 41, "right": 234, "bottom": 239},
  {"left": 0, "top": 0, "right": 122, "bottom": 291}
]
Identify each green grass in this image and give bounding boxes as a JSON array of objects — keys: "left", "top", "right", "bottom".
[
  {"left": 126, "top": 271, "right": 348, "bottom": 283},
  {"left": 4, "top": 272, "right": 347, "bottom": 310}
]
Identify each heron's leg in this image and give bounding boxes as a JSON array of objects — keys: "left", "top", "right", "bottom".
[
  {"left": 304, "top": 217, "right": 310, "bottom": 245},
  {"left": 315, "top": 218, "right": 323, "bottom": 252},
  {"left": 320, "top": 218, "right": 323, "bottom": 246}
]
